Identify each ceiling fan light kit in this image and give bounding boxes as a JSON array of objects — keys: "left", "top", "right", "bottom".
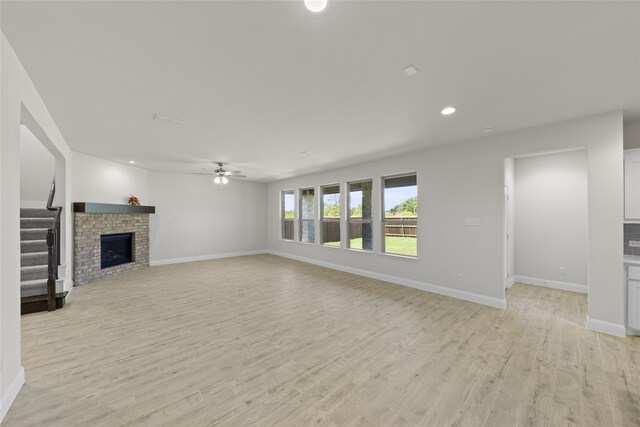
[{"left": 194, "top": 162, "right": 244, "bottom": 192}]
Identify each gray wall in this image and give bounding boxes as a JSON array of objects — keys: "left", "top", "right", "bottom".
[
  {"left": 514, "top": 150, "right": 588, "bottom": 286},
  {"left": 147, "top": 171, "right": 268, "bottom": 264},
  {"left": 267, "top": 112, "right": 623, "bottom": 325},
  {"left": 1, "top": 34, "right": 75, "bottom": 411},
  {"left": 624, "top": 119, "right": 640, "bottom": 149},
  {"left": 71, "top": 151, "right": 148, "bottom": 205},
  {"left": 20, "top": 125, "right": 54, "bottom": 207}
]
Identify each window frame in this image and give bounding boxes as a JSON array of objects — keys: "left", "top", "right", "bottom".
[
  {"left": 381, "top": 173, "right": 418, "bottom": 258},
  {"left": 280, "top": 189, "right": 295, "bottom": 241},
  {"left": 347, "top": 179, "right": 374, "bottom": 252},
  {"left": 298, "top": 187, "right": 316, "bottom": 244},
  {"left": 320, "top": 183, "right": 342, "bottom": 248}
]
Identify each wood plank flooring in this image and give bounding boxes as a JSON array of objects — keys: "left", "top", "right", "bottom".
[{"left": 4, "top": 254, "right": 640, "bottom": 426}]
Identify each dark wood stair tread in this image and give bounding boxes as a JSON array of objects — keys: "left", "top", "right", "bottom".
[{"left": 21, "top": 291, "right": 68, "bottom": 315}]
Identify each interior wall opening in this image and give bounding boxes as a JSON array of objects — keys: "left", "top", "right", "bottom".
[{"left": 504, "top": 149, "right": 589, "bottom": 301}]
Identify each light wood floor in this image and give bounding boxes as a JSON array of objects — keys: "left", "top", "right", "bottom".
[{"left": 4, "top": 254, "right": 640, "bottom": 426}]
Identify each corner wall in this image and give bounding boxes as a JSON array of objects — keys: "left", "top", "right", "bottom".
[
  {"left": 266, "top": 112, "right": 623, "bottom": 327},
  {"left": 1, "top": 34, "right": 74, "bottom": 419},
  {"left": 20, "top": 125, "right": 54, "bottom": 208},
  {"left": 624, "top": 119, "right": 640, "bottom": 149},
  {"left": 148, "top": 171, "right": 267, "bottom": 265},
  {"left": 71, "top": 152, "right": 148, "bottom": 205}
]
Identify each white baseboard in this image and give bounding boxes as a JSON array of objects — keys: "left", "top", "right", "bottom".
[
  {"left": 505, "top": 275, "right": 515, "bottom": 289},
  {"left": 513, "top": 275, "right": 587, "bottom": 294},
  {"left": 586, "top": 316, "right": 627, "bottom": 337},
  {"left": 626, "top": 327, "right": 640, "bottom": 336},
  {"left": 1, "top": 367, "right": 25, "bottom": 423},
  {"left": 149, "top": 250, "right": 267, "bottom": 267},
  {"left": 266, "top": 250, "right": 506, "bottom": 309}
]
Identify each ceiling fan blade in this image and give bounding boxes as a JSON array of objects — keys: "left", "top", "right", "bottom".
[
  {"left": 201, "top": 168, "right": 214, "bottom": 173},
  {"left": 226, "top": 170, "right": 242, "bottom": 175},
  {"left": 193, "top": 172, "right": 213, "bottom": 176},
  {"left": 231, "top": 175, "right": 247, "bottom": 179}
]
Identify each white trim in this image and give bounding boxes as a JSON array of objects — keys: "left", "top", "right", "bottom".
[
  {"left": 149, "top": 250, "right": 267, "bottom": 267},
  {"left": 513, "top": 275, "right": 587, "bottom": 294},
  {"left": 1, "top": 367, "right": 25, "bottom": 423},
  {"left": 266, "top": 250, "right": 506, "bottom": 309},
  {"left": 626, "top": 327, "right": 640, "bottom": 336},
  {"left": 624, "top": 148, "right": 640, "bottom": 157},
  {"left": 506, "top": 275, "right": 515, "bottom": 288},
  {"left": 585, "top": 316, "right": 627, "bottom": 337}
]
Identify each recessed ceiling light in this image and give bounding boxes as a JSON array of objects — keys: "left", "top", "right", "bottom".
[
  {"left": 482, "top": 127, "right": 494, "bottom": 134},
  {"left": 299, "top": 151, "right": 313, "bottom": 157},
  {"left": 129, "top": 160, "right": 136, "bottom": 164},
  {"left": 441, "top": 106, "right": 456, "bottom": 116},
  {"left": 304, "top": 0, "right": 327, "bottom": 12},
  {"left": 403, "top": 65, "right": 418, "bottom": 76}
]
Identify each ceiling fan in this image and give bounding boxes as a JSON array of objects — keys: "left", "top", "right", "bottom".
[{"left": 194, "top": 162, "right": 246, "bottom": 190}]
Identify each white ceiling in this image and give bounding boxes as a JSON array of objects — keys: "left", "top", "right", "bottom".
[{"left": 2, "top": 1, "right": 639, "bottom": 181}]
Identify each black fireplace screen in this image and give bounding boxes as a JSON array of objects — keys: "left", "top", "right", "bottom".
[{"left": 101, "top": 233, "right": 133, "bottom": 269}]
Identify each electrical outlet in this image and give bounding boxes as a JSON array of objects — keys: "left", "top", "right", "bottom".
[
  {"left": 560, "top": 267, "right": 566, "bottom": 275},
  {"left": 457, "top": 273, "right": 464, "bottom": 282},
  {"left": 464, "top": 218, "right": 480, "bottom": 226},
  {"left": 630, "top": 241, "right": 640, "bottom": 247}
]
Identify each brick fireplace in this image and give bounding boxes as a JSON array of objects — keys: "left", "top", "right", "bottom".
[{"left": 73, "top": 203, "right": 155, "bottom": 286}]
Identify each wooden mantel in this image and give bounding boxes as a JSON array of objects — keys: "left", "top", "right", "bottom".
[{"left": 73, "top": 202, "right": 156, "bottom": 214}]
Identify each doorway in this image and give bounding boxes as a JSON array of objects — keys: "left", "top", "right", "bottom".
[{"left": 504, "top": 149, "right": 589, "bottom": 299}]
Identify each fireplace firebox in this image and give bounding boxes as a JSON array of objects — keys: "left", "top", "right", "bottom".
[{"left": 101, "top": 233, "right": 133, "bottom": 269}]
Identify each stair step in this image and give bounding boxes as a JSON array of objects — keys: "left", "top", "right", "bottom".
[
  {"left": 21, "top": 279, "right": 48, "bottom": 298},
  {"left": 21, "top": 265, "right": 48, "bottom": 282},
  {"left": 21, "top": 240, "right": 47, "bottom": 254},
  {"left": 22, "top": 291, "right": 68, "bottom": 315},
  {"left": 20, "top": 208, "right": 56, "bottom": 218},
  {"left": 20, "top": 218, "right": 53, "bottom": 229},
  {"left": 20, "top": 228, "right": 48, "bottom": 241},
  {"left": 21, "top": 252, "right": 48, "bottom": 267}
]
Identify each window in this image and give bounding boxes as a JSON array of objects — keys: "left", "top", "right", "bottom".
[
  {"left": 321, "top": 184, "right": 341, "bottom": 246},
  {"left": 299, "top": 188, "right": 315, "bottom": 244},
  {"left": 348, "top": 180, "right": 373, "bottom": 251},
  {"left": 382, "top": 174, "right": 417, "bottom": 256},
  {"left": 281, "top": 190, "right": 295, "bottom": 241}
]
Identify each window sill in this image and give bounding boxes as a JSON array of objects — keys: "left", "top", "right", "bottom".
[
  {"left": 346, "top": 248, "right": 374, "bottom": 254},
  {"left": 279, "top": 238, "right": 297, "bottom": 243},
  {"left": 380, "top": 252, "right": 419, "bottom": 261},
  {"left": 321, "top": 244, "right": 342, "bottom": 249}
]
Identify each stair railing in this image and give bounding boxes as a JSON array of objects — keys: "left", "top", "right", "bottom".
[{"left": 45, "top": 178, "right": 62, "bottom": 312}]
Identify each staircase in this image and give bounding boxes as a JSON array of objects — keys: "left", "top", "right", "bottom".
[{"left": 20, "top": 208, "right": 67, "bottom": 314}]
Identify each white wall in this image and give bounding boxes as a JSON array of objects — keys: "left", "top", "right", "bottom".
[
  {"left": 1, "top": 34, "right": 74, "bottom": 419},
  {"left": 504, "top": 158, "right": 515, "bottom": 286},
  {"left": 267, "top": 112, "right": 623, "bottom": 327},
  {"left": 148, "top": 171, "right": 267, "bottom": 264},
  {"left": 20, "top": 125, "right": 54, "bottom": 207},
  {"left": 71, "top": 152, "right": 148, "bottom": 205},
  {"left": 514, "top": 150, "right": 588, "bottom": 287},
  {"left": 625, "top": 119, "right": 640, "bottom": 149}
]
